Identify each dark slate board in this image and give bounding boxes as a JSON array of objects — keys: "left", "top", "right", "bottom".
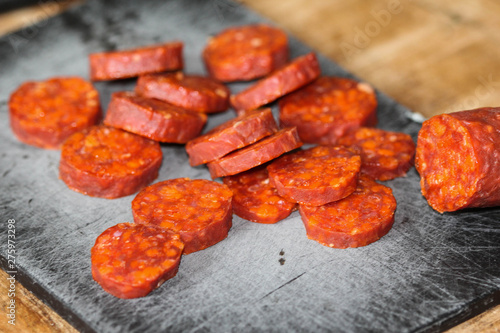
[{"left": 1, "top": 0, "right": 499, "bottom": 332}]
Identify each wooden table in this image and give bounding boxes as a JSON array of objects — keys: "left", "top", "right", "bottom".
[{"left": 1, "top": 0, "right": 499, "bottom": 332}]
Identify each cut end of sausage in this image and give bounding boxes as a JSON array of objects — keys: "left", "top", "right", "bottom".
[{"left": 416, "top": 114, "right": 479, "bottom": 213}]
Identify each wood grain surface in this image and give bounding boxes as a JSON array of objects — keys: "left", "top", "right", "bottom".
[
  {"left": 242, "top": 0, "right": 500, "bottom": 119},
  {"left": 0, "top": 0, "right": 499, "bottom": 332}
]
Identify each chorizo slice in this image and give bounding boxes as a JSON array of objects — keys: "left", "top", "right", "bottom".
[
  {"left": 202, "top": 24, "right": 289, "bottom": 82},
  {"left": 206, "top": 127, "right": 303, "bottom": 179},
  {"left": 299, "top": 174, "right": 397, "bottom": 249},
  {"left": 91, "top": 222, "right": 184, "bottom": 299},
  {"left": 338, "top": 127, "right": 416, "bottom": 181},
  {"left": 89, "top": 41, "right": 183, "bottom": 81},
  {"left": 415, "top": 107, "right": 500, "bottom": 213},
  {"left": 185, "top": 108, "right": 278, "bottom": 166},
  {"left": 222, "top": 165, "right": 297, "bottom": 224},
  {"left": 132, "top": 178, "right": 233, "bottom": 254},
  {"left": 135, "top": 72, "right": 230, "bottom": 113},
  {"left": 104, "top": 91, "right": 207, "bottom": 143},
  {"left": 230, "top": 52, "right": 321, "bottom": 114},
  {"left": 8, "top": 77, "right": 101, "bottom": 149},
  {"left": 267, "top": 146, "right": 361, "bottom": 206},
  {"left": 59, "top": 125, "right": 162, "bottom": 199},
  {"left": 279, "top": 76, "right": 378, "bottom": 145}
]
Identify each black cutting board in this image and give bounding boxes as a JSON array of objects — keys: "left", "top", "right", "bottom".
[
  {"left": 0, "top": 0, "right": 39, "bottom": 13},
  {"left": 1, "top": 1, "right": 499, "bottom": 332}
]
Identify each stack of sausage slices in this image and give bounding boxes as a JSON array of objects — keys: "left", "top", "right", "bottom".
[{"left": 8, "top": 24, "right": 417, "bottom": 299}]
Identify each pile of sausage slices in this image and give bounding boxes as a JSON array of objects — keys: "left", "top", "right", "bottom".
[{"left": 9, "top": 24, "right": 500, "bottom": 299}]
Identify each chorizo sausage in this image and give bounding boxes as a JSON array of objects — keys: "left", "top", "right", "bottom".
[
  {"left": 299, "top": 174, "right": 397, "bottom": 248},
  {"left": 267, "top": 146, "right": 361, "bottom": 206},
  {"left": 185, "top": 108, "right": 278, "bottom": 166},
  {"left": 222, "top": 165, "right": 297, "bottom": 224},
  {"left": 338, "top": 127, "right": 415, "bottom": 181},
  {"left": 279, "top": 76, "right": 378, "bottom": 145},
  {"left": 202, "top": 24, "right": 289, "bottom": 82},
  {"left": 91, "top": 222, "right": 184, "bottom": 299},
  {"left": 135, "top": 72, "right": 230, "bottom": 113},
  {"left": 206, "top": 127, "right": 302, "bottom": 179},
  {"left": 8, "top": 77, "right": 101, "bottom": 149},
  {"left": 104, "top": 91, "right": 207, "bottom": 143},
  {"left": 59, "top": 125, "right": 162, "bottom": 199},
  {"left": 230, "top": 52, "right": 321, "bottom": 114},
  {"left": 132, "top": 178, "right": 233, "bottom": 254},
  {"left": 415, "top": 107, "right": 500, "bottom": 213},
  {"left": 89, "top": 41, "right": 183, "bottom": 81}
]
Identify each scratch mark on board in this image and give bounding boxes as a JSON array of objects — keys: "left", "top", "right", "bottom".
[{"left": 260, "top": 272, "right": 306, "bottom": 301}]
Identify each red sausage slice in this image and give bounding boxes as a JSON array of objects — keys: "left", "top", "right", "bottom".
[
  {"left": 338, "top": 127, "right": 416, "bottom": 181},
  {"left": 206, "top": 127, "right": 303, "bottom": 179},
  {"left": 230, "top": 53, "right": 321, "bottom": 114},
  {"left": 267, "top": 146, "right": 361, "bottom": 206},
  {"left": 59, "top": 125, "right": 162, "bottom": 199},
  {"left": 91, "top": 222, "right": 184, "bottom": 299},
  {"left": 299, "top": 175, "right": 397, "bottom": 249},
  {"left": 135, "top": 72, "right": 230, "bottom": 113},
  {"left": 185, "top": 108, "right": 278, "bottom": 166},
  {"left": 222, "top": 165, "right": 297, "bottom": 224},
  {"left": 279, "top": 76, "right": 378, "bottom": 145},
  {"left": 89, "top": 41, "right": 183, "bottom": 81},
  {"left": 104, "top": 92, "right": 207, "bottom": 143},
  {"left": 132, "top": 178, "right": 233, "bottom": 254},
  {"left": 8, "top": 77, "right": 101, "bottom": 149},
  {"left": 415, "top": 107, "right": 500, "bottom": 213},
  {"left": 203, "top": 24, "right": 289, "bottom": 82}
]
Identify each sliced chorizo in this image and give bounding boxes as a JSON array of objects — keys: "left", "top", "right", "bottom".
[
  {"left": 223, "top": 165, "right": 297, "bottom": 224},
  {"left": 135, "top": 72, "right": 230, "bottom": 113},
  {"left": 338, "top": 127, "right": 416, "bottom": 181},
  {"left": 299, "top": 174, "right": 397, "bottom": 249},
  {"left": 8, "top": 77, "right": 101, "bottom": 149},
  {"left": 206, "top": 127, "right": 303, "bottom": 179},
  {"left": 89, "top": 41, "right": 183, "bottom": 81},
  {"left": 202, "top": 24, "right": 289, "bottom": 82},
  {"left": 59, "top": 125, "right": 162, "bottom": 199},
  {"left": 91, "top": 222, "right": 184, "bottom": 299},
  {"left": 230, "top": 52, "right": 321, "bottom": 114},
  {"left": 267, "top": 146, "right": 361, "bottom": 206},
  {"left": 279, "top": 76, "right": 378, "bottom": 145},
  {"left": 104, "top": 91, "right": 207, "bottom": 143},
  {"left": 185, "top": 108, "right": 278, "bottom": 166},
  {"left": 415, "top": 107, "right": 500, "bottom": 213},
  {"left": 132, "top": 178, "right": 233, "bottom": 254}
]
